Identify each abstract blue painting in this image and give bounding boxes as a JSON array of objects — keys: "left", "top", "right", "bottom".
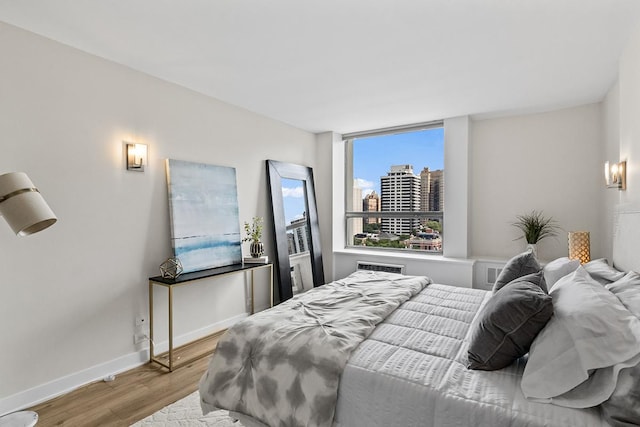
[{"left": 165, "top": 159, "right": 242, "bottom": 273}]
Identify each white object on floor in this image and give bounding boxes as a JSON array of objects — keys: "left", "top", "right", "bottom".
[
  {"left": 130, "top": 391, "right": 242, "bottom": 426},
  {"left": 0, "top": 411, "right": 38, "bottom": 427}
]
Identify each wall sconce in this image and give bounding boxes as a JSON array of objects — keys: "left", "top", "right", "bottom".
[
  {"left": 126, "top": 142, "right": 148, "bottom": 172},
  {"left": 605, "top": 160, "right": 626, "bottom": 190},
  {"left": 568, "top": 231, "right": 590, "bottom": 264},
  {"left": 0, "top": 172, "right": 57, "bottom": 236}
]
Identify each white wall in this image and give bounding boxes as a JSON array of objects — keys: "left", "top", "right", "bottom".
[
  {"left": 619, "top": 23, "right": 640, "bottom": 211},
  {"left": 0, "top": 22, "right": 318, "bottom": 413},
  {"left": 315, "top": 131, "right": 339, "bottom": 281},
  {"left": 601, "top": 82, "right": 620, "bottom": 261},
  {"left": 469, "top": 104, "right": 604, "bottom": 262},
  {"left": 443, "top": 116, "right": 470, "bottom": 258},
  {"left": 608, "top": 22, "right": 640, "bottom": 271}
]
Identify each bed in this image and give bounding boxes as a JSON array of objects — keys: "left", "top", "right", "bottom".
[{"left": 199, "top": 212, "right": 640, "bottom": 427}]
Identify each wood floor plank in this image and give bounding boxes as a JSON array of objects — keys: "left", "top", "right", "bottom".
[{"left": 28, "top": 331, "right": 222, "bottom": 426}]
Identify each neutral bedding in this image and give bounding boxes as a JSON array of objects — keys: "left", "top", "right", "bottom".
[
  {"left": 334, "top": 283, "right": 604, "bottom": 427},
  {"left": 199, "top": 271, "right": 431, "bottom": 427},
  {"left": 199, "top": 257, "right": 640, "bottom": 427}
]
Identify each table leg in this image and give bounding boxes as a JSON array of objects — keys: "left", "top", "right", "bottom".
[
  {"left": 168, "top": 286, "right": 174, "bottom": 371},
  {"left": 270, "top": 264, "right": 274, "bottom": 307},
  {"left": 149, "top": 281, "right": 154, "bottom": 362},
  {"left": 251, "top": 269, "right": 255, "bottom": 315}
]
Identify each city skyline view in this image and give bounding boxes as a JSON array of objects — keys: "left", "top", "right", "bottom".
[
  {"left": 282, "top": 177, "right": 307, "bottom": 225},
  {"left": 353, "top": 127, "right": 445, "bottom": 197}
]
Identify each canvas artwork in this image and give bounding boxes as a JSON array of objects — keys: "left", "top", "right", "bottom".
[{"left": 165, "top": 159, "right": 242, "bottom": 273}]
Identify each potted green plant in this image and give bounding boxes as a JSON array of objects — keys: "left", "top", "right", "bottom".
[
  {"left": 512, "top": 210, "right": 559, "bottom": 256},
  {"left": 243, "top": 216, "right": 264, "bottom": 258}
]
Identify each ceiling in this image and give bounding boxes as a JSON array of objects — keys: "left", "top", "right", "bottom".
[{"left": 1, "top": 1, "right": 640, "bottom": 134}]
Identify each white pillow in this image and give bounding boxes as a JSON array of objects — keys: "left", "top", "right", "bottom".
[
  {"left": 583, "top": 258, "right": 625, "bottom": 284},
  {"left": 537, "top": 353, "right": 640, "bottom": 408},
  {"left": 543, "top": 257, "right": 580, "bottom": 289},
  {"left": 521, "top": 267, "right": 640, "bottom": 407}
]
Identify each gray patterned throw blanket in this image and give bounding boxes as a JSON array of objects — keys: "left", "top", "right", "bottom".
[{"left": 199, "top": 270, "right": 431, "bottom": 427}]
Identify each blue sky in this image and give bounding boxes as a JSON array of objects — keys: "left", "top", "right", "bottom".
[
  {"left": 354, "top": 127, "right": 444, "bottom": 195},
  {"left": 282, "top": 178, "right": 307, "bottom": 224}
]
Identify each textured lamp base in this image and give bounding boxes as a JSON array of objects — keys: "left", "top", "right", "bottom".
[{"left": 0, "top": 411, "right": 38, "bottom": 427}]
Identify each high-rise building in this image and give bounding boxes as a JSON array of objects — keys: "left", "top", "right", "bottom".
[
  {"left": 428, "top": 169, "right": 444, "bottom": 212},
  {"left": 287, "top": 213, "right": 310, "bottom": 255},
  {"left": 419, "top": 167, "right": 431, "bottom": 213},
  {"left": 419, "top": 167, "right": 444, "bottom": 211},
  {"left": 362, "top": 190, "right": 380, "bottom": 224},
  {"left": 380, "top": 165, "right": 420, "bottom": 235}
]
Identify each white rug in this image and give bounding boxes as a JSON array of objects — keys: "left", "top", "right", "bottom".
[{"left": 131, "top": 391, "right": 244, "bottom": 426}]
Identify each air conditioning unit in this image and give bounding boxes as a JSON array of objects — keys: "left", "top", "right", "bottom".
[
  {"left": 356, "top": 261, "right": 405, "bottom": 274},
  {"left": 487, "top": 267, "right": 503, "bottom": 284},
  {"left": 473, "top": 259, "right": 506, "bottom": 290}
]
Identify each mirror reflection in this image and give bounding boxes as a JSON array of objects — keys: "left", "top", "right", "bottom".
[{"left": 282, "top": 178, "right": 315, "bottom": 295}]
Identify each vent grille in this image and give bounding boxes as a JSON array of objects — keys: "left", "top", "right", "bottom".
[
  {"left": 487, "top": 267, "right": 502, "bottom": 284},
  {"left": 356, "top": 261, "right": 405, "bottom": 274}
]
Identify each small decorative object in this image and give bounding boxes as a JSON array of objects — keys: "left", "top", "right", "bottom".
[
  {"left": 250, "top": 242, "right": 264, "bottom": 258},
  {"left": 243, "top": 255, "right": 269, "bottom": 264},
  {"left": 512, "top": 210, "right": 559, "bottom": 257},
  {"left": 160, "top": 257, "right": 183, "bottom": 279},
  {"left": 568, "top": 231, "right": 590, "bottom": 264},
  {"left": 243, "top": 216, "right": 264, "bottom": 258}
]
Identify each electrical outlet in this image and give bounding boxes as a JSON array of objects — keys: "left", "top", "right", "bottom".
[
  {"left": 135, "top": 315, "right": 147, "bottom": 326},
  {"left": 134, "top": 332, "right": 148, "bottom": 344}
]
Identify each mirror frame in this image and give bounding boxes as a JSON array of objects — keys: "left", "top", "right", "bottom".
[{"left": 266, "top": 160, "right": 325, "bottom": 303}]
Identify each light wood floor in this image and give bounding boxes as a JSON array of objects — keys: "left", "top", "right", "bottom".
[{"left": 27, "top": 331, "right": 223, "bottom": 427}]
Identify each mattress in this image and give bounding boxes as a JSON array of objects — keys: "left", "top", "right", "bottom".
[{"left": 333, "top": 284, "right": 607, "bottom": 427}]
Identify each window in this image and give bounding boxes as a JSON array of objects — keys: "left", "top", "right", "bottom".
[{"left": 344, "top": 122, "right": 445, "bottom": 253}]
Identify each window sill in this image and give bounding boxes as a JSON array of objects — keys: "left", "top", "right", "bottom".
[{"left": 334, "top": 248, "right": 474, "bottom": 266}]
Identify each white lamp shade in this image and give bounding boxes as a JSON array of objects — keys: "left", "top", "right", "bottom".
[{"left": 0, "top": 172, "right": 57, "bottom": 236}]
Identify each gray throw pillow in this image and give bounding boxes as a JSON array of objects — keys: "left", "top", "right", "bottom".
[
  {"left": 467, "top": 273, "right": 553, "bottom": 371},
  {"left": 492, "top": 250, "right": 541, "bottom": 293},
  {"left": 515, "top": 270, "right": 548, "bottom": 293}
]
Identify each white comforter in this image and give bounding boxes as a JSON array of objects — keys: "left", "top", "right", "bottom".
[{"left": 334, "top": 284, "right": 608, "bottom": 427}]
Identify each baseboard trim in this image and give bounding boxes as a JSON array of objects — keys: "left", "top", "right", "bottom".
[
  {"left": 150, "top": 313, "right": 247, "bottom": 353},
  {"left": 0, "top": 313, "right": 247, "bottom": 416}
]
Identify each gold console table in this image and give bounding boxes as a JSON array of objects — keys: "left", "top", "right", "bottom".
[{"left": 148, "top": 262, "right": 273, "bottom": 371}]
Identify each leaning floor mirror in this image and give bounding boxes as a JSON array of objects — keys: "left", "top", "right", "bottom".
[{"left": 266, "top": 160, "right": 325, "bottom": 303}]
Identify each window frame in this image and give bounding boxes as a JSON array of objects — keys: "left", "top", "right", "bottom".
[{"left": 343, "top": 120, "right": 445, "bottom": 254}]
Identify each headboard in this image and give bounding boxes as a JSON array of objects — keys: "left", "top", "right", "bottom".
[{"left": 612, "top": 209, "right": 640, "bottom": 272}]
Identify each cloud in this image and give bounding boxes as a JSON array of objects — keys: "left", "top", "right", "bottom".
[
  {"left": 282, "top": 186, "right": 305, "bottom": 198},
  {"left": 354, "top": 178, "right": 375, "bottom": 190}
]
